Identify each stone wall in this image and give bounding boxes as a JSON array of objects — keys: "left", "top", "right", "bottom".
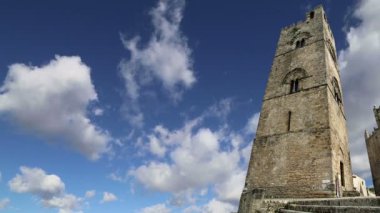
[
  {"left": 239, "top": 6, "right": 354, "bottom": 211},
  {"left": 365, "top": 106, "right": 380, "bottom": 196}
]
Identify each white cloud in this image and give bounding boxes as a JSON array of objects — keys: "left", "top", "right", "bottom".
[
  {"left": 129, "top": 100, "right": 257, "bottom": 209},
  {"left": 119, "top": 0, "right": 195, "bottom": 126},
  {"left": 202, "top": 199, "right": 236, "bottom": 213},
  {"left": 130, "top": 126, "right": 241, "bottom": 194},
  {"left": 9, "top": 166, "right": 65, "bottom": 199},
  {"left": 183, "top": 199, "right": 236, "bottom": 213},
  {"left": 339, "top": 0, "right": 380, "bottom": 179},
  {"left": 107, "top": 172, "right": 126, "bottom": 183},
  {"left": 101, "top": 192, "right": 117, "bottom": 203},
  {"left": 0, "top": 198, "right": 10, "bottom": 210},
  {"left": 42, "top": 194, "right": 81, "bottom": 213},
  {"left": 84, "top": 190, "right": 96, "bottom": 199},
  {"left": 214, "top": 170, "right": 246, "bottom": 203},
  {"left": 140, "top": 203, "right": 171, "bottom": 213},
  {"left": 241, "top": 142, "right": 252, "bottom": 164},
  {"left": 244, "top": 112, "right": 260, "bottom": 135},
  {"left": 9, "top": 166, "right": 82, "bottom": 213},
  {"left": 0, "top": 55, "right": 111, "bottom": 160},
  {"left": 206, "top": 98, "right": 233, "bottom": 120},
  {"left": 148, "top": 135, "right": 167, "bottom": 157},
  {"left": 169, "top": 190, "right": 197, "bottom": 207},
  {"left": 129, "top": 113, "right": 252, "bottom": 208},
  {"left": 93, "top": 108, "right": 104, "bottom": 116}
]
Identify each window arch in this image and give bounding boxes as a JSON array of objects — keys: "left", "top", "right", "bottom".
[
  {"left": 283, "top": 68, "right": 308, "bottom": 94},
  {"left": 332, "top": 77, "right": 342, "bottom": 105},
  {"left": 291, "top": 31, "right": 312, "bottom": 49}
]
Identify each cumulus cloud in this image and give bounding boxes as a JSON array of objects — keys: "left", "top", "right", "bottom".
[
  {"left": 128, "top": 99, "right": 260, "bottom": 210},
  {"left": 214, "top": 170, "right": 246, "bottom": 203},
  {"left": 9, "top": 166, "right": 65, "bottom": 199},
  {"left": 183, "top": 199, "right": 236, "bottom": 213},
  {"left": 84, "top": 190, "right": 96, "bottom": 199},
  {"left": 0, "top": 198, "right": 10, "bottom": 210},
  {"left": 119, "top": 0, "right": 195, "bottom": 127},
  {"left": 244, "top": 112, "right": 260, "bottom": 135},
  {"left": 140, "top": 203, "right": 171, "bottom": 213},
  {"left": 0, "top": 55, "right": 111, "bottom": 160},
  {"left": 9, "top": 166, "right": 82, "bottom": 213},
  {"left": 202, "top": 199, "right": 236, "bottom": 213},
  {"left": 101, "top": 192, "right": 117, "bottom": 203},
  {"left": 339, "top": 0, "right": 380, "bottom": 179},
  {"left": 42, "top": 194, "right": 81, "bottom": 213},
  {"left": 148, "top": 135, "right": 167, "bottom": 158},
  {"left": 130, "top": 125, "right": 242, "bottom": 194},
  {"left": 128, "top": 111, "right": 259, "bottom": 209}
]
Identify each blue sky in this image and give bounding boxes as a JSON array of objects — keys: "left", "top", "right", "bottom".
[{"left": 1, "top": 0, "right": 380, "bottom": 212}]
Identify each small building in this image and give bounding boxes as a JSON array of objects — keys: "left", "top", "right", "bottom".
[{"left": 352, "top": 174, "right": 368, "bottom": 196}]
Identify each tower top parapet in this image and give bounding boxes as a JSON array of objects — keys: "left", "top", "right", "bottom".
[
  {"left": 365, "top": 106, "right": 380, "bottom": 141},
  {"left": 374, "top": 106, "right": 380, "bottom": 128}
]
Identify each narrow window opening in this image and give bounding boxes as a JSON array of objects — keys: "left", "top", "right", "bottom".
[
  {"left": 296, "top": 41, "right": 300, "bottom": 48},
  {"left": 300, "top": 39, "right": 305, "bottom": 47},
  {"left": 335, "top": 92, "right": 341, "bottom": 104},
  {"left": 340, "top": 162, "right": 345, "bottom": 187},
  {"left": 310, "top": 11, "right": 315, "bottom": 19},
  {"left": 290, "top": 79, "right": 300, "bottom": 94},
  {"left": 287, "top": 111, "right": 292, "bottom": 132}
]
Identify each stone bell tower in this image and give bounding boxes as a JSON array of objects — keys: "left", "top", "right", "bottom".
[{"left": 238, "top": 6, "right": 353, "bottom": 211}]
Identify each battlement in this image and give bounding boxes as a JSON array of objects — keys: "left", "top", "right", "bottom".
[
  {"left": 281, "top": 5, "right": 326, "bottom": 30},
  {"left": 374, "top": 105, "right": 380, "bottom": 127},
  {"left": 365, "top": 106, "right": 380, "bottom": 141}
]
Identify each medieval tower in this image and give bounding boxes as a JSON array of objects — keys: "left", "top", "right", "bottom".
[
  {"left": 239, "top": 6, "right": 354, "bottom": 211},
  {"left": 365, "top": 106, "right": 380, "bottom": 196}
]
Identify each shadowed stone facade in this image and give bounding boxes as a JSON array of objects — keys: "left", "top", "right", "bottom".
[
  {"left": 365, "top": 106, "right": 380, "bottom": 196},
  {"left": 238, "top": 6, "right": 354, "bottom": 212}
]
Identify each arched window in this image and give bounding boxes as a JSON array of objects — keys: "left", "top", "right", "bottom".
[
  {"left": 295, "top": 39, "right": 306, "bottom": 49},
  {"left": 292, "top": 31, "right": 312, "bottom": 50},
  {"left": 310, "top": 11, "right": 315, "bottom": 19},
  {"left": 283, "top": 68, "right": 307, "bottom": 94}
]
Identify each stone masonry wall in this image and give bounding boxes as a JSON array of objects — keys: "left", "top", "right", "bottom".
[
  {"left": 239, "top": 6, "right": 354, "bottom": 210},
  {"left": 365, "top": 107, "right": 380, "bottom": 196}
]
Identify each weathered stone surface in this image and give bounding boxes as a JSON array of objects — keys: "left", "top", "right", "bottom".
[
  {"left": 256, "top": 197, "right": 380, "bottom": 213},
  {"left": 238, "top": 6, "right": 354, "bottom": 212},
  {"left": 365, "top": 106, "right": 380, "bottom": 196}
]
